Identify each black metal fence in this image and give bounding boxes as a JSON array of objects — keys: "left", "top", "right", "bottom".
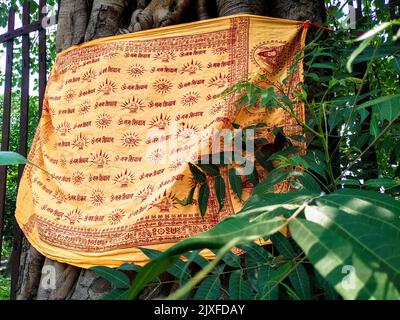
[{"left": 0, "top": 0, "right": 56, "bottom": 300}]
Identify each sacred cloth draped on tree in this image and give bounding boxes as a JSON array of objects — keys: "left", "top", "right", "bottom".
[{"left": 15, "top": 14, "right": 307, "bottom": 268}]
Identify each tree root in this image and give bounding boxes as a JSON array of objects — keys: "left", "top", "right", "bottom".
[
  {"left": 216, "top": 0, "right": 265, "bottom": 17},
  {"left": 50, "top": 265, "right": 81, "bottom": 300},
  {"left": 127, "top": 0, "right": 193, "bottom": 32},
  {"left": 84, "top": 0, "right": 129, "bottom": 42},
  {"left": 16, "top": 241, "right": 45, "bottom": 300},
  {"left": 56, "top": 0, "right": 92, "bottom": 52}
]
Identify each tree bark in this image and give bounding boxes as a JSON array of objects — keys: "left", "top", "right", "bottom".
[
  {"left": 216, "top": 0, "right": 265, "bottom": 16},
  {"left": 17, "top": 0, "right": 326, "bottom": 300},
  {"left": 267, "top": 0, "right": 326, "bottom": 23},
  {"left": 56, "top": 0, "right": 92, "bottom": 52}
]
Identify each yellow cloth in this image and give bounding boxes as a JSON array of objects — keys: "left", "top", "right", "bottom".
[{"left": 15, "top": 14, "right": 307, "bottom": 268}]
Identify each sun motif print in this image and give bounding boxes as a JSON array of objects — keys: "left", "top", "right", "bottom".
[
  {"left": 89, "top": 150, "right": 111, "bottom": 168},
  {"left": 127, "top": 64, "right": 145, "bottom": 77},
  {"left": 153, "top": 79, "right": 173, "bottom": 94},
  {"left": 120, "top": 96, "right": 145, "bottom": 113}
]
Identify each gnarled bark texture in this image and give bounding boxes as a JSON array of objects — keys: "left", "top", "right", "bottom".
[{"left": 16, "top": 0, "right": 326, "bottom": 300}]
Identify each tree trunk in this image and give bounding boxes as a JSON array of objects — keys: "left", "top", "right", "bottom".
[{"left": 16, "top": 0, "right": 326, "bottom": 300}]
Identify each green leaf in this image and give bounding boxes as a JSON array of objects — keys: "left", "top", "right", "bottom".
[
  {"left": 197, "top": 163, "right": 220, "bottom": 176},
  {"left": 290, "top": 219, "right": 354, "bottom": 297},
  {"left": 354, "top": 94, "right": 400, "bottom": 124},
  {"left": 210, "top": 249, "right": 241, "bottom": 268},
  {"left": 30, "top": 1, "right": 39, "bottom": 12},
  {"left": 177, "top": 186, "right": 196, "bottom": 206},
  {"left": 290, "top": 171, "right": 321, "bottom": 193},
  {"left": 281, "top": 282, "right": 301, "bottom": 300},
  {"left": 315, "top": 270, "right": 339, "bottom": 300},
  {"left": 239, "top": 242, "right": 273, "bottom": 268},
  {"left": 328, "top": 108, "right": 342, "bottom": 132},
  {"left": 267, "top": 146, "right": 302, "bottom": 162},
  {"left": 126, "top": 207, "right": 286, "bottom": 299},
  {"left": 358, "top": 108, "right": 369, "bottom": 124},
  {"left": 194, "top": 275, "right": 221, "bottom": 300},
  {"left": 126, "top": 189, "right": 317, "bottom": 300},
  {"left": 390, "top": 57, "right": 400, "bottom": 74},
  {"left": 331, "top": 90, "right": 380, "bottom": 107},
  {"left": 290, "top": 188, "right": 400, "bottom": 299},
  {"left": 364, "top": 178, "right": 400, "bottom": 188},
  {"left": 246, "top": 166, "right": 259, "bottom": 187},
  {"left": 167, "top": 213, "right": 285, "bottom": 255},
  {"left": 289, "top": 134, "right": 306, "bottom": 143},
  {"left": 348, "top": 44, "right": 400, "bottom": 64},
  {"left": 370, "top": 112, "right": 380, "bottom": 138},
  {"left": 305, "top": 72, "right": 320, "bottom": 81},
  {"left": 117, "top": 263, "right": 142, "bottom": 272},
  {"left": 255, "top": 266, "right": 279, "bottom": 300},
  {"left": 229, "top": 168, "right": 243, "bottom": 200},
  {"left": 101, "top": 289, "right": 128, "bottom": 300},
  {"left": 0, "top": 151, "right": 28, "bottom": 166},
  {"left": 270, "top": 233, "right": 295, "bottom": 259},
  {"left": 214, "top": 175, "right": 226, "bottom": 212},
  {"left": 139, "top": 248, "right": 191, "bottom": 279},
  {"left": 288, "top": 264, "right": 311, "bottom": 300},
  {"left": 347, "top": 22, "right": 393, "bottom": 72},
  {"left": 395, "top": 28, "right": 400, "bottom": 41},
  {"left": 310, "top": 62, "right": 337, "bottom": 70},
  {"left": 232, "top": 122, "right": 241, "bottom": 129},
  {"left": 229, "top": 270, "right": 254, "bottom": 300},
  {"left": 303, "top": 151, "right": 328, "bottom": 180},
  {"left": 246, "top": 83, "right": 261, "bottom": 108},
  {"left": 260, "top": 87, "right": 276, "bottom": 107},
  {"left": 90, "top": 266, "right": 130, "bottom": 289},
  {"left": 242, "top": 189, "right": 316, "bottom": 217},
  {"left": 182, "top": 251, "right": 209, "bottom": 268},
  {"left": 189, "top": 163, "right": 206, "bottom": 183},
  {"left": 203, "top": 152, "right": 233, "bottom": 166},
  {"left": 356, "top": 21, "right": 393, "bottom": 42},
  {"left": 336, "top": 188, "right": 400, "bottom": 212},
  {"left": 198, "top": 182, "right": 210, "bottom": 218},
  {"left": 373, "top": 95, "right": 400, "bottom": 122},
  {"left": 258, "top": 262, "right": 295, "bottom": 299},
  {"left": 255, "top": 150, "right": 273, "bottom": 171},
  {"left": 337, "top": 179, "right": 361, "bottom": 186},
  {"left": 281, "top": 156, "right": 309, "bottom": 168},
  {"left": 347, "top": 38, "right": 373, "bottom": 73},
  {"left": 125, "top": 255, "right": 179, "bottom": 299},
  {"left": 356, "top": 94, "right": 400, "bottom": 111},
  {"left": 211, "top": 263, "right": 226, "bottom": 276},
  {"left": 250, "top": 169, "right": 290, "bottom": 194}
]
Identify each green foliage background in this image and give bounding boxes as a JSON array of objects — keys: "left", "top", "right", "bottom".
[
  {"left": 0, "top": 0, "right": 57, "bottom": 252},
  {"left": 0, "top": 0, "right": 57, "bottom": 299}
]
